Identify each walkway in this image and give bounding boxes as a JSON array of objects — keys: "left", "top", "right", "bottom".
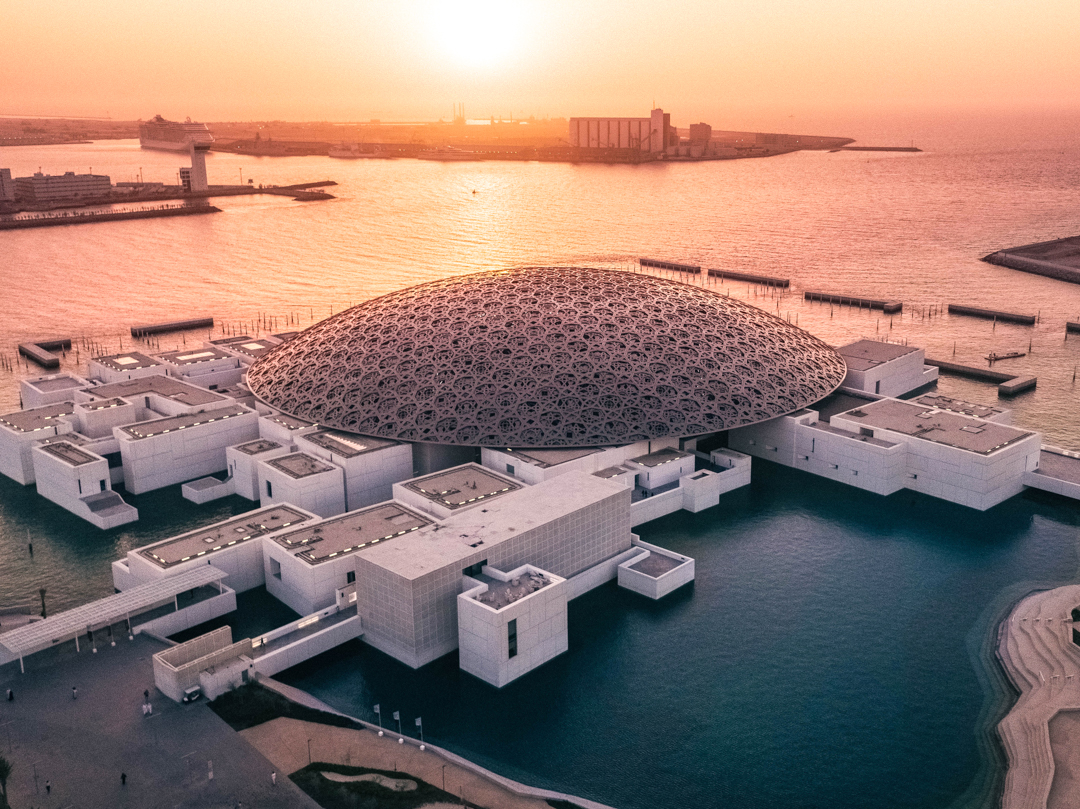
[
  {"left": 0, "top": 633, "right": 319, "bottom": 809},
  {"left": 996, "top": 585, "right": 1080, "bottom": 809},
  {"left": 242, "top": 717, "right": 553, "bottom": 809}
]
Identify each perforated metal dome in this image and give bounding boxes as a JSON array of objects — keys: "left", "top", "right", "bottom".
[{"left": 247, "top": 267, "right": 846, "bottom": 447}]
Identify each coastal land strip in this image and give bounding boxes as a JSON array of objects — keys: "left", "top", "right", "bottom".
[
  {"left": 983, "top": 236, "right": 1080, "bottom": 285},
  {"left": 995, "top": 584, "right": 1080, "bottom": 809}
]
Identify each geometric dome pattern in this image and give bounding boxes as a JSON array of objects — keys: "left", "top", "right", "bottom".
[{"left": 246, "top": 267, "right": 847, "bottom": 448}]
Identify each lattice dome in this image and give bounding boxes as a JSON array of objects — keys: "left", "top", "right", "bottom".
[{"left": 247, "top": 267, "right": 847, "bottom": 447}]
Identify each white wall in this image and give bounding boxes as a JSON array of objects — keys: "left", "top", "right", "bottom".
[
  {"left": 257, "top": 459, "right": 346, "bottom": 518},
  {"left": 226, "top": 442, "right": 293, "bottom": 500}
]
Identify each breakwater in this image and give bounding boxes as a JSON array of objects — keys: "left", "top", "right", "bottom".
[
  {"left": 925, "top": 359, "right": 1037, "bottom": 397},
  {"left": 804, "top": 290, "right": 903, "bottom": 313},
  {"left": 707, "top": 268, "right": 790, "bottom": 287},
  {"left": 948, "top": 304, "right": 1036, "bottom": 325},
  {"left": 130, "top": 318, "right": 215, "bottom": 338},
  {"left": 0, "top": 203, "right": 220, "bottom": 230},
  {"left": 839, "top": 146, "right": 922, "bottom": 152},
  {"left": 983, "top": 236, "right": 1080, "bottom": 285},
  {"left": 17, "top": 337, "right": 72, "bottom": 369}
]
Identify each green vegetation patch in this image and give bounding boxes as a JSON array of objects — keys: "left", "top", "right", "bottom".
[
  {"left": 208, "top": 683, "right": 362, "bottom": 732},
  {"left": 292, "top": 762, "right": 468, "bottom": 809}
]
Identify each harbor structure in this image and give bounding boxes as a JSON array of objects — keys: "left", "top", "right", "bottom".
[
  {"left": 568, "top": 108, "right": 676, "bottom": 153},
  {"left": 179, "top": 143, "right": 210, "bottom": 193},
  {"left": 3, "top": 268, "right": 1078, "bottom": 691},
  {"left": 14, "top": 171, "right": 111, "bottom": 203},
  {"left": 0, "top": 168, "right": 15, "bottom": 202}
]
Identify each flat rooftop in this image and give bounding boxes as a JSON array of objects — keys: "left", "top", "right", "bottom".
[
  {"left": 302, "top": 430, "right": 398, "bottom": 459},
  {"left": 501, "top": 447, "right": 599, "bottom": 468},
  {"left": 0, "top": 402, "right": 75, "bottom": 433},
  {"left": 274, "top": 502, "right": 433, "bottom": 565},
  {"left": 221, "top": 338, "right": 279, "bottom": 359},
  {"left": 140, "top": 505, "right": 310, "bottom": 568},
  {"left": 266, "top": 452, "right": 337, "bottom": 479},
  {"left": 807, "top": 420, "right": 898, "bottom": 448},
  {"left": 1034, "top": 450, "right": 1080, "bottom": 486},
  {"left": 402, "top": 465, "right": 521, "bottom": 509},
  {"left": 234, "top": 439, "right": 282, "bottom": 456},
  {"left": 85, "top": 375, "right": 225, "bottom": 407},
  {"left": 594, "top": 465, "right": 630, "bottom": 479},
  {"left": 36, "top": 441, "right": 99, "bottom": 466},
  {"left": 119, "top": 405, "right": 250, "bottom": 440},
  {"left": 811, "top": 390, "right": 878, "bottom": 423},
  {"left": 77, "top": 397, "right": 128, "bottom": 412},
  {"left": 155, "top": 346, "right": 235, "bottom": 366},
  {"left": 362, "top": 472, "right": 628, "bottom": 580},
  {"left": 912, "top": 394, "right": 1005, "bottom": 421},
  {"left": 837, "top": 339, "right": 918, "bottom": 371},
  {"left": 262, "top": 412, "right": 315, "bottom": 431},
  {"left": 629, "top": 552, "right": 685, "bottom": 578},
  {"left": 471, "top": 570, "right": 553, "bottom": 610},
  {"left": 209, "top": 335, "right": 255, "bottom": 346},
  {"left": 628, "top": 447, "right": 691, "bottom": 468},
  {"left": 836, "top": 398, "right": 1033, "bottom": 455},
  {"left": 92, "top": 351, "right": 161, "bottom": 372},
  {"left": 27, "top": 375, "right": 84, "bottom": 393}
]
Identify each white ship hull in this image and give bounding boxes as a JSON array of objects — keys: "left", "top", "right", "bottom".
[{"left": 140, "top": 138, "right": 204, "bottom": 152}]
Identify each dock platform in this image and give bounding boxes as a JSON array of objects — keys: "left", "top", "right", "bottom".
[
  {"left": 640, "top": 258, "right": 701, "bottom": 275},
  {"left": 17, "top": 337, "right": 72, "bottom": 368},
  {"left": 804, "top": 291, "right": 902, "bottom": 314},
  {"left": 947, "top": 304, "right": 1036, "bottom": 326},
  {"left": 707, "top": 268, "right": 790, "bottom": 287},
  {"left": 131, "top": 317, "right": 214, "bottom": 337},
  {"left": 983, "top": 235, "right": 1080, "bottom": 285},
  {"left": 925, "top": 359, "right": 1037, "bottom": 397}
]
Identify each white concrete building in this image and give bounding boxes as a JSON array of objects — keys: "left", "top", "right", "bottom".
[
  {"left": 264, "top": 501, "right": 432, "bottom": 616},
  {"left": 153, "top": 346, "right": 244, "bottom": 389},
  {"left": 31, "top": 440, "right": 138, "bottom": 529},
  {"left": 15, "top": 171, "right": 111, "bottom": 202},
  {"left": 258, "top": 412, "right": 318, "bottom": 445},
  {"left": 226, "top": 439, "right": 293, "bottom": 500},
  {"left": 257, "top": 452, "right": 346, "bottom": 518},
  {"left": 297, "top": 430, "right": 414, "bottom": 510},
  {"left": 568, "top": 109, "right": 674, "bottom": 153},
  {"left": 114, "top": 405, "right": 259, "bottom": 494},
  {"left": 730, "top": 393, "right": 1042, "bottom": 510},
  {"left": 20, "top": 373, "right": 90, "bottom": 409},
  {"left": 112, "top": 504, "right": 316, "bottom": 592},
  {"left": 393, "top": 464, "right": 522, "bottom": 520},
  {"left": 458, "top": 564, "right": 568, "bottom": 688},
  {"left": 88, "top": 352, "right": 166, "bottom": 384},
  {"left": 836, "top": 340, "right": 938, "bottom": 397},
  {"left": 0, "top": 402, "right": 77, "bottom": 484}
]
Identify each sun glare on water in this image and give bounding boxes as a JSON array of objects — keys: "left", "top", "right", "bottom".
[{"left": 429, "top": 0, "right": 526, "bottom": 68}]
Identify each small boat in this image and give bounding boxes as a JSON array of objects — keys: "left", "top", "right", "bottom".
[{"left": 986, "top": 351, "right": 1026, "bottom": 362}]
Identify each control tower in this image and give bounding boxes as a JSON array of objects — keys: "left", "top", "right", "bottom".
[{"left": 179, "top": 143, "right": 210, "bottom": 193}]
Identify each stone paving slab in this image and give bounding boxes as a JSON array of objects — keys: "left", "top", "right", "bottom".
[{"left": 0, "top": 634, "right": 320, "bottom": 809}]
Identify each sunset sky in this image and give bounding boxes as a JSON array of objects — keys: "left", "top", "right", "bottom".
[{"left": 5, "top": 0, "right": 1079, "bottom": 128}]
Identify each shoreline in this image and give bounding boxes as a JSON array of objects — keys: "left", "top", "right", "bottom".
[{"left": 993, "top": 584, "right": 1080, "bottom": 808}]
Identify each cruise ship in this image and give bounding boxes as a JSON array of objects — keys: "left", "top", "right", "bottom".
[{"left": 139, "top": 115, "right": 214, "bottom": 152}]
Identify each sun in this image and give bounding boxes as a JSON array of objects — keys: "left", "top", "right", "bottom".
[{"left": 429, "top": 0, "right": 526, "bottom": 69}]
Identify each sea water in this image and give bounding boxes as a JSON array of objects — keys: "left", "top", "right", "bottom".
[{"left": 2, "top": 109, "right": 1080, "bottom": 807}]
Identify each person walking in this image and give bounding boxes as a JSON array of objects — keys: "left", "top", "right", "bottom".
[
  {"left": 271, "top": 771, "right": 277, "bottom": 786},
  {"left": 121, "top": 772, "right": 127, "bottom": 786},
  {"left": 6, "top": 688, "right": 12, "bottom": 702},
  {"left": 71, "top": 686, "right": 77, "bottom": 700},
  {"left": 45, "top": 780, "right": 51, "bottom": 794}
]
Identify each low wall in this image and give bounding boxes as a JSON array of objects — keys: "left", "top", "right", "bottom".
[
  {"left": 134, "top": 588, "right": 236, "bottom": 638},
  {"left": 253, "top": 615, "right": 363, "bottom": 677}
]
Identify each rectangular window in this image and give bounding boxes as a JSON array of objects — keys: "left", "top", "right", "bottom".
[
  {"left": 811, "top": 438, "right": 815, "bottom": 453},
  {"left": 270, "top": 558, "right": 282, "bottom": 580},
  {"left": 462, "top": 559, "right": 488, "bottom": 577},
  {"left": 860, "top": 427, "right": 874, "bottom": 437},
  {"left": 77, "top": 479, "right": 82, "bottom": 494},
  {"left": 346, "top": 571, "right": 356, "bottom": 584},
  {"left": 875, "top": 380, "right": 881, "bottom": 394},
  {"left": 508, "top": 619, "right": 518, "bottom": 659},
  {"left": 506, "top": 463, "right": 515, "bottom": 475},
  {"left": 144, "top": 396, "right": 150, "bottom": 409},
  {"left": 266, "top": 480, "right": 273, "bottom": 498},
  {"left": 100, "top": 479, "right": 107, "bottom": 491}
]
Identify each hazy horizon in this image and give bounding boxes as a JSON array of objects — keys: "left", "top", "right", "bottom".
[{"left": 6, "top": 0, "right": 1080, "bottom": 135}]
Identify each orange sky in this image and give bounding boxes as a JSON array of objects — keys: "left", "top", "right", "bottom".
[{"left": 5, "top": 0, "right": 1080, "bottom": 129}]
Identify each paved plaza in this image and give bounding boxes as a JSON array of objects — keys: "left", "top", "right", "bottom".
[{"left": 0, "top": 632, "right": 319, "bottom": 809}]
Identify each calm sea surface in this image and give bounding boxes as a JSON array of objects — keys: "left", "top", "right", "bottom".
[{"left": 2, "top": 110, "right": 1080, "bottom": 807}]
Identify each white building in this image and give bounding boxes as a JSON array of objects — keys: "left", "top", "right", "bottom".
[
  {"left": 568, "top": 109, "right": 674, "bottom": 153},
  {"left": 256, "top": 452, "right": 346, "bottom": 518},
  {"left": 836, "top": 340, "right": 939, "bottom": 397},
  {"left": 730, "top": 393, "right": 1041, "bottom": 510},
  {"left": 19, "top": 373, "right": 90, "bottom": 409},
  {"left": 88, "top": 352, "right": 166, "bottom": 384},
  {"left": 296, "top": 430, "right": 415, "bottom": 510},
  {"left": 15, "top": 171, "right": 112, "bottom": 202},
  {"left": 153, "top": 346, "right": 244, "bottom": 389},
  {"left": 31, "top": 440, "right": 137, "bottom": 529}
]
